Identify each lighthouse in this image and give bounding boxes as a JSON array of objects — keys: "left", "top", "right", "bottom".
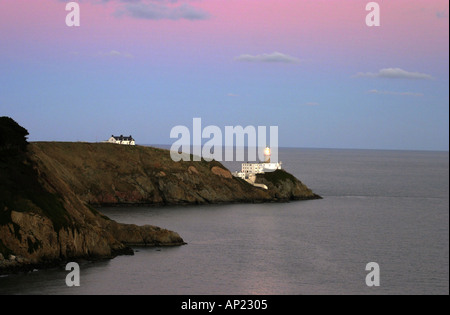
[
  {"left": 264, "top": 146, "right": 271, "bottom": 163},
  {"left": 233, "top": 145, "right": 282, "bottom": 180}
]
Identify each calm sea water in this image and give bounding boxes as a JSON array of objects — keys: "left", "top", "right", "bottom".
[{"left": 0, "top": 149, "right": 448, "bottom": 295}]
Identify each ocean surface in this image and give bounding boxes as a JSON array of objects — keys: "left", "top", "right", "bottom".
[{"left": 0, "top": 148, "right": 448, "bottom": 295}]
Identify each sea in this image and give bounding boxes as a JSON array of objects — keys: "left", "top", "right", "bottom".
[{"left": 0, "top": 148, "right": 448, "bottom": 295}]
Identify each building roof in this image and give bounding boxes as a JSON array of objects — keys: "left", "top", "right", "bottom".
[{"left": 111, "top": 135, "right": 134, "bottom": 141}]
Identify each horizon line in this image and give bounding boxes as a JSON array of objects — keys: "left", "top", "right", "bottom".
[{"left": 29, "top": 141, "right": 449, "bottom": 153}]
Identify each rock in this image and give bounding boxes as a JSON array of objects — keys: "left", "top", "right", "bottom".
[
  {"left": 255, "top": 170, "right": 322, "bottom": 200},
  {"left": 188, "top": 166, "right": 199, "bottom": 175},
  {"left": 106, "top": 221, "right": 186, "bottom": 247},
  {"left": 1, "top": 131, "right": 320, "bottom": 274},
  {"left": 28, "top": 142, "right": 319, "bottom": 207},
  {"left": 1, "top": 133, "right": 187, "bottom": 274},
  {"left": 211, "top": 166, "right": 233, "bottom": 179}
]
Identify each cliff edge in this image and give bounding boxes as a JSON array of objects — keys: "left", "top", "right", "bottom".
[
  {"left": 0, "top": 117, "right": 320, "bottom": 273},
  {"left": 29, "top": 142, "right": 320, "bottom": 206},
  {"left": 0, "top": 118, "right": 184, "bottom": 274}
]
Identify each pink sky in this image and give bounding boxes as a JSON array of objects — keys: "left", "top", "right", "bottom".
[
  {"left": 0, "top": 0, "right": 448, "bottom": 149},
  {"left": 1, "top": 1, "right": 447, "bottom": 56}
]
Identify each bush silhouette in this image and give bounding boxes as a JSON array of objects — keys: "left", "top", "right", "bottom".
[{"left": 0, "top": 117, "right": 29, "bottom": 156}]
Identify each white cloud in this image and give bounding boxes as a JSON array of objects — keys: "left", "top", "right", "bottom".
[
  {"left": 59, "top": 0, "right": 210, "bottom": 21},
  {"left": 235, "top": 52, "right": 300, "bottom": 64},
  {"left": 355, "top": 68, "right": 434, "bottom": 80},
  {"left": 115, "top": 2, "right": 210, "bottom": 20},
  {"left": 367, "top": 89, "right": 424, "bottom": 97}
]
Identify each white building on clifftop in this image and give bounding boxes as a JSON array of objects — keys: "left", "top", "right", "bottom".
[
  {"left": 233, "top": 146, "right": 282, "bottom": 180},
  {"left": 107, "top": 135, "right": 136, "bottom": 146}
]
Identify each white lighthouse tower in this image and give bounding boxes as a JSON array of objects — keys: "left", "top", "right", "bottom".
[
  {"left": 262, "top": 146, "right": 282, "bottom": 172},
  {"left": 264, "top": 146, "right": 271, "bottom": 163},
  {"left": 234, "top": 145, "right": 282, "bottom": 180}
]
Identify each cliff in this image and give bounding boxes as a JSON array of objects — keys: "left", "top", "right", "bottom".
[
  {"left": 29, "top": 142, "right": 320, "bottom": 206},
  {"left": 0, "top": 119, "right": 184, "bottom": 274},
  {"left": 0, "top": 118, "right": 320, "bottom": 273}
]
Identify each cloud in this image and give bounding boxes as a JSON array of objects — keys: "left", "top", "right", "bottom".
[
  {"left": 235, "top": 52, "right": 300, "bottom": 64},
  {"left": 58, "top": 0, "right": 210, "bottom": 21},
  {"left": 367, "top": 89, "right": 424, "bottom": 97},
  {"left": 436, "top": 10, "right": 448, "bottom": 19},
  {"left": 98, "top": 50, "right": 134, "bottom": 58},
  {"left": 115, "top": 2, "right": 210, "bottom": 20},
  {"left": 227, "top": 93, "right": 239, "bottom": 97},
  {"left": 354, "top": 68, "right": 434, "bottom": 80}
]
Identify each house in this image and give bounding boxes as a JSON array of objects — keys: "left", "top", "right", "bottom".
[
  {"left": 107, "top": 135, "right": 136, "bottom": 146},
  {"left": 241, "top": 162, "right": 265, "bottom": 174},
  {"left": 240, "top": 161, "right": 282, "bottom": 175}
]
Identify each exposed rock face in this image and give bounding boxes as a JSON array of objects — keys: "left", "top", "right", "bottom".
[
  {"left": 211, "top": 166, "right": 233, "bottom": 179},
  {"left": 29, "top": 142, "right": 320, "bottom": 206},
  {"left": 0, "top": 210, "right": 119, "bottom": 265},
  {"left": 0, "top": 163, "right": 185, "bottom": 273},
  {"left": 1, "top": 128, "right": 320, "bottom": 274},
  {"left": 0, "top": 119, "right": 185, "bottom": 274},
  {"left": 106, "top": 221, "right": 185, "bottom": 247},
  {"left": 256, "top": 170, "right": 321, "bottom": 201}
]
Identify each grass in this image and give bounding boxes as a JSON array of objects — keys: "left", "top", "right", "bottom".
[{"left": 257, "top": 169, "right": 298, "bottom": 186}]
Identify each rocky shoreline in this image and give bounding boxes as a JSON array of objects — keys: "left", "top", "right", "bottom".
[
  {"left": 0, "top": 251, "right": 130, "bottom": 276},
  {"left": 1, "top": 118, "right": 321, "bottom": 275},
  {"left": 0, "top": 230, "right": 186, "bottom": 275},
  {"left": 29, "top": 142, "right": 321, "bottom": 207}
]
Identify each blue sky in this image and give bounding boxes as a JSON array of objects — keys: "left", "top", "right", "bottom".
[{"left": 0, "top": 0, "right": 448, "bottom": 151}]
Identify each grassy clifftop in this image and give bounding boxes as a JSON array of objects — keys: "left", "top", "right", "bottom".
[
  {"left": 29, "top": 142, "right": 320, "bottom": 206},
  {"left": 1, "top": 117, "right": 320, "bottom": 273}
]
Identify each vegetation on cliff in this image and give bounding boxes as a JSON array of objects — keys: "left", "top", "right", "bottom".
[
  {"left": 29, "top": 142, "right": 320, "bottom": 206},
  {"left": 0, "top": 117, "right": 184, "bottom": 273},
  {"left": 0, "top": 117, "right": 320, "bottom": 273},
  {"left": 0, "top": 118, "right": 71, "bottom": 233}
]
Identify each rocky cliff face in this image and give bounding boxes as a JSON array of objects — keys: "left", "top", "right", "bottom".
[
  {"left": 29, "top": 142, "right": 320, "bottom": 206},
  {"left": 256, "top": 169, "right": 321, "bottom": 201},
  {"left": 0, "top": 119, "right": 185, "bottom": 274},
  {"left": 1, "top": 127, "right": 320, "bottom": 274}
]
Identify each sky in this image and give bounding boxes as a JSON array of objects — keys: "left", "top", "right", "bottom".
[{"left": 0, "top": 0, "right": 448, "bottom": 151}]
